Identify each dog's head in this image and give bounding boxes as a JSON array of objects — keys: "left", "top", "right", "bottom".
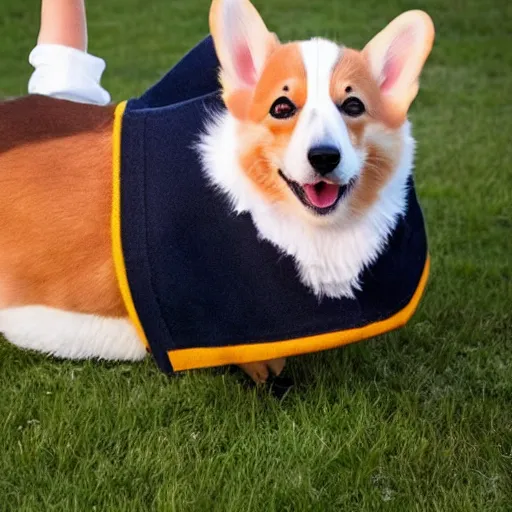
[{"left": 209, "top": 0, "right": 434, "bottom": 223}]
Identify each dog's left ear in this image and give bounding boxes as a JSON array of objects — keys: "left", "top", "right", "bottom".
[
  {"left": 210, "top": 0, "right": 279, "bottom": 118},
  {"left": 363, "top": 10, "right": 435, "bottom": 121}
]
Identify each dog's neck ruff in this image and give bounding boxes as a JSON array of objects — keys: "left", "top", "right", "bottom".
[
  {"left": 113, "top": 37, "right": 430, "bottom": 374},
  {"left": 199, "top": 112, "right": 415, "bottom": 299}
]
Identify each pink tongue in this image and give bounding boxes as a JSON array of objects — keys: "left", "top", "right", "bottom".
[{"left": 303, "top": 183, "right": 340, "bottom": 208}]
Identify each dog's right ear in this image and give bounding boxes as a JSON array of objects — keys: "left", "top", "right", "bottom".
[{"left": 210, "top": 0, "right": 279, "bottom": 119}]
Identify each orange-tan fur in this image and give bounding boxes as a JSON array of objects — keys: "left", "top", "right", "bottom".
[
  {"left": 0, "top": 95, "right": 124, "bottom": 315},
  {"left": 236, "top": 44, "right": 306, "bottom": 203},
  {"left": 329, "top": 50, "right": 404, "bottom": 213}
]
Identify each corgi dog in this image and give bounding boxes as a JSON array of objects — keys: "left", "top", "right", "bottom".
[{"left": 0, "top": 0, "right": 434, "bottom": 384}]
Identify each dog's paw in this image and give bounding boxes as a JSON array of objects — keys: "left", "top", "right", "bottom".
[{"left": 238, "top": 357, "right": 286, "bottom": 384}]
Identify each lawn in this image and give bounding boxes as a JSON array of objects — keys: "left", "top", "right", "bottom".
[{"left": 0, "top": 0, "right": 511, "bottom": 510}]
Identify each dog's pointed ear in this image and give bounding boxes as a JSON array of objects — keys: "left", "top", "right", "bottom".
[
  {"left": 363, "top": 10, "right": 435, "bottom": 118},
  {"left": 210, "top": 0, "right": 279, "bottom": 94}
]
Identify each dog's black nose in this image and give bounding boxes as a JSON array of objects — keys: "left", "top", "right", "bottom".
[{"left": 307, "top": 145, "right": 341, "bottom": 175}]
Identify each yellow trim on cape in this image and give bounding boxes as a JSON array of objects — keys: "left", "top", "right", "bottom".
[
  {"left": 111, "top": 101, "right": 150, "bottom": 350},
  {"left": 168, "top": 255, "right": 430, "bottom": 371}
]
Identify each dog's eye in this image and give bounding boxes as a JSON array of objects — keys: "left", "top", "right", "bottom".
[
  {"left": 338, "top": 97, "right": 365, "bottom": 117},
  {"left": 270, "top": 97, "right": 297, "bottom": 119}
]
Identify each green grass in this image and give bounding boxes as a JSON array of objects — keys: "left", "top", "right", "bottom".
[{"left": 1, "top": 0, "right": 511, "bottom": 510}]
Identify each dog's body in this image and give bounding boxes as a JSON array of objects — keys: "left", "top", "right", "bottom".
[{"left": 0, "top": 0, "right": 434, "bottom": 383}]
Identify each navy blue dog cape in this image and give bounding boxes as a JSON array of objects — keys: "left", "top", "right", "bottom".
[{"left": 111, "top": 36, "right": 430, "bottom": 373}]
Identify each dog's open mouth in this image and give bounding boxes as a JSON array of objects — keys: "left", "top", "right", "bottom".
[{"left": 278, "top": 170, "right": 355, "bottom": 215}]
